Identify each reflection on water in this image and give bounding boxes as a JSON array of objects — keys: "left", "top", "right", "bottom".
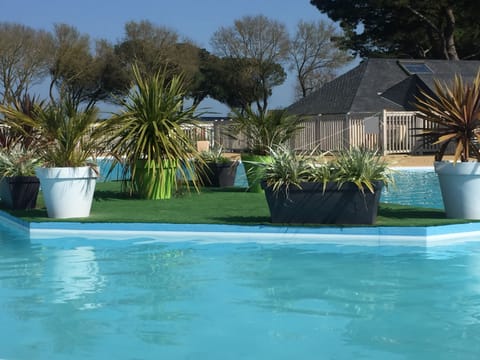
[
  {"left": 1, "top": 237, "right": 480, "bottom": 359},
  {"left": 52, "top": 246, "right": 105, "bottom": 308}
]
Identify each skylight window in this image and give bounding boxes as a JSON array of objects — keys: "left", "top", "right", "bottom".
[{"left": 399, "top": 62, "right": 433, "bottom": 75}]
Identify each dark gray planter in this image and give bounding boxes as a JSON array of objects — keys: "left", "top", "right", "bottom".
[
  {"left": 262, "top": 181, "right": 384, "bottom": 225},
  {"left": 0, "top": 176, "right": 40, "bottom": 210},
  {"left": 201, "top": 161, "right": 239, "bottom": 187}
]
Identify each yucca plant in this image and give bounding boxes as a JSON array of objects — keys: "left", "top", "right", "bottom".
[
  {"left": 228, "top": 107, "right": 303, "bottom": 156},
  {"left": 415, "top": 71, "right": 480, "bottom": 162},
  {"left": 0, "top": 94, "right": 43, "bottom": 152},
  {"left": 0, "top": 98, "right": 103, "bottom": 167},
  {"left": 103, "top": 64, "right": 202, "bottom": 199},
  {"left": 228, "top": 107, "right": 303, "bottom": 192}
]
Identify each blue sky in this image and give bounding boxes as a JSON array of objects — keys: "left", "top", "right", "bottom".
[{"left": 2, "top": 0, "right": 353, "bottom": 115}]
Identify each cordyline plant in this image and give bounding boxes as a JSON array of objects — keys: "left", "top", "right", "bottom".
[
  {"left": 415, "top": 71, "right": 480, "bottom": 162},
  {"left": 102, "top": 63, "right": 202, "bottom": 198},
  {"left": 0, "top": 98, "right": 102, "bottom": 168},
  {"left": 0, "top": 94, "right": 42, "bottom": 151},
  {"left": 227, "top": 107, "right": 303, "bottom": 155}
]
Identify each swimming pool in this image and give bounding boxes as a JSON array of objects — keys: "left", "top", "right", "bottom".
[
  {"left": 1, "top": 228, "right": 480, "bottom": 360},
  {"left": 2, "top": 168, "right": 477, "bottom": 360}
]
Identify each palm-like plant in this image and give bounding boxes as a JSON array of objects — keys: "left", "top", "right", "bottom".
[
  {"left": 0, "top": 98, "right": 102, "bottom": 167},
  {"left": 228, "top": 107, "right": 303, "bottom": 155},
  {"left": 103, "top": 64, "right": 201, "bottom": 199},
  {"left": 415, "top": 71, "right": 480, "bottom": 162},
  {"left": 0, "top": 94, "right": 43, "bottom": 152}
]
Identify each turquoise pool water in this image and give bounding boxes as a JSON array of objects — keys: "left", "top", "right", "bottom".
[
  {"left": 1, "top": 226, "right": 480, "bottom": 360},
  {"left": 382, "top": 167, "right": 443, "bottom": 209},
  {"left": 0, "top": 168, "right": 472, "bottom": 360}
]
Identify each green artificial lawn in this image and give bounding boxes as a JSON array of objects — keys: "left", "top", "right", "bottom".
[{"left": 3, "top": 181, "right": 473, "bottom": 227}]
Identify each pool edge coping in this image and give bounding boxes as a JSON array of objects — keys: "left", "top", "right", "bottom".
[{"left": 1, "top": 210, "right": 479, "bottom": 247}]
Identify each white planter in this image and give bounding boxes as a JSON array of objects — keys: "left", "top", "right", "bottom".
[
  {"left": 35, "top": 166, "right": 97, "bottom": 219},
  {"left": 434, "top": 161, "right": 480, "bottom": 219}
]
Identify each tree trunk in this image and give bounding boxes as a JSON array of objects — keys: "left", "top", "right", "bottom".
[
  {"left": 406, "top": 5, "right": 459, "bottom": 60},
  {"left": 444, "top": 7, "right": 459, "bottom": 60}
]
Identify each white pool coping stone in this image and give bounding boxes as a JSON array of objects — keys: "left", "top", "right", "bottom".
[{"left": 2, "top": 210, "right": 480, "bottom": 247}]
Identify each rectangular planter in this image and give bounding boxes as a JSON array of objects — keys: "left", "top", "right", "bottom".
[{"left": 263, "top": 181, "right": 384, "bottom": 225}]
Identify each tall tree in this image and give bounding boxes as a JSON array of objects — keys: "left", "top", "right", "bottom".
[
  {"left": 167, "top": 42, "right": 212, "bottom": 105},
  {"left": 288, "top": 19, "right": 352, "bottom": 99},
  {"left": 206, "top": 57, "right": 286, "bottom": 110},
  {"left": 115, "top": 20, "right": 211, "bottom": 103},
  {"left": 210, "top": 15, "right": 290, "bottom": 113},
  {"left": 310, "top": 0, "right": 480, "bottom": 60},
  {"left": 0, "top": 23, "right": 52, "bottom": 105},
  {"left": 49, "top": 24, "right": 130, "bottom": 109},
  {"left": 115, "top": 20, "right": 179, "bottom": 76}
]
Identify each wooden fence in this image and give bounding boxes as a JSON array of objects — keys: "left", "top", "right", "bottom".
[{"left": 191, "top": 111, "right": 439, "bottom": 155}]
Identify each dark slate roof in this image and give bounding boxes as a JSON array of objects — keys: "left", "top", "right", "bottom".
[
  {"left": 286, "top": 61, "right": 364, "bottom": 115},
  {"left": 287, "top": 58, "right": 480, "bottom": 115}
]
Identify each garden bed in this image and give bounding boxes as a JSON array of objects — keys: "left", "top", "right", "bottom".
[{"left": 1, "top": 181, "right": 472, "bottom": 227}]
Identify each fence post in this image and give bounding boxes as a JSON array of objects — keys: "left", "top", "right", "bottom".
[
  {"left": 382, "top": 110, "right": 388, "bottom": 155},
  {"left": 345, "top": 113, "right": 350, "bottom": 149}
]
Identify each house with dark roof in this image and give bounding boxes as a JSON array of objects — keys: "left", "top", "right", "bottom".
[{"left": 286, "top": 58, "right": 480, "bottom": 154}]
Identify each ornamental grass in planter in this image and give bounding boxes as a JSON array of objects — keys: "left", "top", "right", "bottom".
[
  {"left": 260, "top": 146, "right": 393, "bottom": 224},
  {"left": 0, "top": 149, "right": 41, "bottom": 210},
  {"left": 415, "top": 70, "right": 480, "bottom": 219},
  {"left": 0, "top": 95, "right": 43, "bottom": 210},
  {"left": 197, "top": 147, "right": 239, "bottom": 187}
]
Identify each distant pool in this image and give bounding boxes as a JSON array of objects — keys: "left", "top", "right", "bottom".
[
  {"left": 1, "top": 229, "right": 480, "bottom": 359},
  {"left": 98, "top": 160, "right": 442, "bottom": 210},
  {"left": 381, "top": 167, "right": 443, "bottom": 209}
]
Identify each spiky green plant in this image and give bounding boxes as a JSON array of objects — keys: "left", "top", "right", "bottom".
[
  {"left": 199, "top": 146, "right": 231, "bottom": 164},
  {"left": 332, "top": 148, "right": 393, "bottom": 193},
  {"left": 262, "top": 145, "right": 392, "bottom": 195},
  {"left": 102, "top": 64, "right": 202, "bottom": 199},
  {"left": 262, "top": 145, "right": 312, "bottom": 191},
  {"left": 260, "top": 145, "right": 334, "bottom": 192},
  {"left": 0, "top": 149, "right": 41, "bottom": 177},
  {"left": 228, "top": 107, "right": 303, "bottom": 155},
  {"left": 415, "top": 71, "right": 480, "bottom": 162},
  {"left": 0, "top": 94, "right": 44, "bottom": 151},
  {"left": 0, "top": 98, "right": 103, "bottom": 167}
]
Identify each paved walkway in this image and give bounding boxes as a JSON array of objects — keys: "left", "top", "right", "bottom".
[{"left": 384, "top": 155, "right": 435, "bottom": 167}]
